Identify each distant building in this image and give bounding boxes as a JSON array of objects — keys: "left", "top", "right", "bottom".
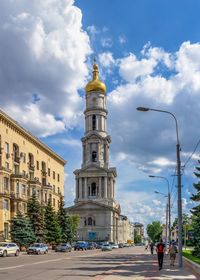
[
  {"left": 118, "top": 215, "right": 134, "bottom": 243},
  {"left": 133, "top": 222, "right": 144, "bottom": 242},
  {"left": 0, "top": 109, "right": 66, "bottom": 240},
  {"left": 67, "top": 61, "right": 121, "bottom": 242}
]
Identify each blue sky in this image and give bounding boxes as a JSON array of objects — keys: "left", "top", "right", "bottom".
[{"left": 0, "top": 0, "right": 200, "bottom": 227}]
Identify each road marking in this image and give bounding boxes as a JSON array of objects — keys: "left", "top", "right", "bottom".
[{"left": 0, "top": 265, "right": 25, "bottom": 271}]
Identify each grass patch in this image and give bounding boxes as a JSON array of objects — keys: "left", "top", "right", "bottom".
[{"left": 183, "top": 250, "right": 200, "bottom": 265}]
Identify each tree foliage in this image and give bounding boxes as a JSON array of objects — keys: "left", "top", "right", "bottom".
[
  {"left": 10, "top": 212, "right": 36, "bottom": 248},
  {"left": 190, "top": 160, "right": 200, "bottom": 257},
  {"left": 27, "top": 193, "right": 44, "bottom": 242},
  {"left": 146, "top": 221, "right": 162, "bottom": 243},
  {"left": 44, "top": 200, "right": 61, "bottom": 244},
  {"left": 57, "top": 196, "right": 70, "bottom": 243},
  {"left": 134, "top": 233, "right": 142, "bottom": 244}
]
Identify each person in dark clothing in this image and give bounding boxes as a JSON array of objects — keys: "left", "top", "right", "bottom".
[
  {"left": 156, "top": 239, "right": 165, "bottom": 270},
  {"left": 150, "top": 242, "right": 154, "bottom": 255}
]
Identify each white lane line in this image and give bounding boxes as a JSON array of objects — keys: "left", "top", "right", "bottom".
[
  {"left": 0, "top": 265, "right": 25, "bottom": 271},
  {"left": 0, "top": 252, "right": 103, "bottom": 271}
]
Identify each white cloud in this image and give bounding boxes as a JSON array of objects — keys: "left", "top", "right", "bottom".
[
  {"left": 99, "top": 52, "right": 115, "bottom": 68},
  {"left": 119, "top": 35, "right": 126, "bottom": 44},
  {"left": 152, "top": 199, "right": 162, "bottom": 206},
  {"left": 101, "top": 37, "right": 113, "bottom": 48},
  {"left": 0, "top": 0, "right": 91, "bottom": 137}
]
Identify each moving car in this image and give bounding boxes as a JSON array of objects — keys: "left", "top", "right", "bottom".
[
  {"left": 101, "top": 243, "right": 112, "bottom": 251},
  {"left": 27, "top": 243, "right": 48, "bottom": 254},
  {"left": 0, "top": 242, "right": 20, "bottom": 257},
  {"left": 55, "top": 243, "right": 72, "bottom": 252},
  {"left": 74, "top": 241, "right": 88, "bottom": 251}
]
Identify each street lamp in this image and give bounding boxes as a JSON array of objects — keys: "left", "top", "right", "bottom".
[
  {"left": 149, "top": 175, "right": 171, "bottom": 243},
  {"left": 137, "top": 106, "right": 182, "bottom": 267},
  {"left": 154, "top": 190, "right": 168, "bottom": 248}
]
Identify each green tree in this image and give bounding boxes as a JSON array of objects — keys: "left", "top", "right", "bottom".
[
  {"left": 146, "top": 221, "right": 163, "bottom": 243},
  {"left": 27, "top": 193, "right": 44, "bottom": 242},
  {"left": 57, "top": 196, "right": 69, "bottom": 243},
  {"left": 44, "top": 200, "right": 61, "bottom": 245},
  {"left": 68, "top": 214, "right": 80, "bottom": 243},
  {"left": 10, "top": 212, "right": 36, "bottom": 249},
  {"left": 134, "top": 233, "right": 142, "bottom": 244},
  {"left": 190, "top": 160, "right": 200, "bottom": 257}
]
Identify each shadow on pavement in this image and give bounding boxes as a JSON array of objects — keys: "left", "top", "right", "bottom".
[{"left": 59, "top": 252, "right": 198, "bottom": 279}]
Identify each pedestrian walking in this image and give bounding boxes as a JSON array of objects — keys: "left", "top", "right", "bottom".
[
  {"left": 149, "top": 242, "right": 154, "bottom": 255},
  {"left": 168, "top": 240, "right": 178, "bottom": 266},
  {"left": 156, "top": 239, "right": 165, "bottom": 270}
]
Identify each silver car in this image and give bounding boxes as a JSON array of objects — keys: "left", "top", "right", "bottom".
[
  {"left": 0, "top": 242, "right": 20, "bottom": 257},
  {"left": 101, "top": 243, "right": 112, "bottom": 251}
]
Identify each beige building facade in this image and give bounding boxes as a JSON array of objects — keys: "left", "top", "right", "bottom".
[
  {"left": 0, "top": 109, "right": 66, "bottom": 240},
  {"left": 118, "top": 215, "right": 134, "bottom": 244},
  {"left": 68, "top": 61, "right": 121, "bottom": 242}
]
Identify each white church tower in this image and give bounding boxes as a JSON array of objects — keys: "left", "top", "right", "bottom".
[{"left": 68, "top": 60, "right": 121, "bottom": 242}]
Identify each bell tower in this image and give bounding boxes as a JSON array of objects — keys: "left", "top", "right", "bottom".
[{"left": 74, "top": 59, "right": 117, "bottom": 206}]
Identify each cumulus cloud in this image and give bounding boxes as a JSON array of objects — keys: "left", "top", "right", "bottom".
[
  {"left": 99, "top": 52, "right": 115, "bottom": 68},
  {"left": 0, "top": 0, "right": 91, "bottom": 137}
]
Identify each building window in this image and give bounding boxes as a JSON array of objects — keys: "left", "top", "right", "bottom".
[
  {"left": 88, "top": 217, "right": 92, "bottom": 226},
  {"left": 58, "top": 187, "right": 60, "bottom": 194},
  {"left": 41, "top": 161, "right": 46, "bottom": 172},
  {"left": 91, "top": 182, "right": 96, "bottom": 196},
  {"left": 3, "top": 177, "right": 9, "bottom": 191},
  {"left": 36, "top": 161, "right": 39, "bottom": 170},
  {"left": 23, "top": 203, "right": 26, "bottom": 213},
  {"left": 92, "top": 115, "right": 96, "bottom": 130},
  {"left": 49, "top": 194, "right": 52, "bottom": 203},
  {"left": 5, "top": 142, "right": 9, "bottom": 154},
  {"left": 53, "top": 185, "right": 55, "bottom": 193},
  {"left": 4, "top": 223, "right": 9, "bottom": 240},
  {"left": 22, "top": 184, "right": 26, "bottom": 195},
  {"left": 45, "top": 193, "right": 47, "bottom": 203},
  {"left": 5, "top": 162, "right": 9, "bottom": 169},
  {"left": 3, "top": 199, "right": 9, "bottom": 210},
  {"left": 53, "top": 198, "right": 55, "bottom": 206},
  {"left": 92, "top": 151, "right": 97, "bottom": 162},
  {"left": 28, "top": 153, "right": 34, "bottom": 167},
  {"left": 13, "top": 143, "right": 20, "bottom": 162},
  {"left": 16, "top": 181, "right": 20, "bottom": 193},
  {"left": 57, "top": 174, "right": 60, "bottom": 182},
  {"left": 48, "top": 168, "right": 50, "bottom": 176},
  {"left": 53, "top": 171, "right": 55, "bottom": 179}
]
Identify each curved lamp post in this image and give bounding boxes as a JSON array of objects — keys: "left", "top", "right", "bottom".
[
  {"left": 154, "top": 190, "right": 168, "bottom": 248},
  {"left": 149, "top": 175, "right": 171, "bottom": 243},
  {"left": 137, "top": 106, "right": 182, "bottom": 267}
]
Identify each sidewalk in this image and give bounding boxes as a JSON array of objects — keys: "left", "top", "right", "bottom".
[{"left": 94, "top": 250, "right": 198, "bottom": 280}]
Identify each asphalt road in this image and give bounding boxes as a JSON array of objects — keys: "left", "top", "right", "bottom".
[
  {"left": 0, "top": 246, "right": 136, "bottom": 280},
  {"left": 0, "top": 246, "right": 198, "bottom": 280}
]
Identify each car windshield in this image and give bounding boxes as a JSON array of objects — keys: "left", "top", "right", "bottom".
[
  {"left": 32, "top": 244, "right": 41, "bottom": 247},
  {"left": 0, "top": 243, "right": 7, "bottom": 247}
]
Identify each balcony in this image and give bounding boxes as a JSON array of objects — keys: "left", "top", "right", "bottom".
[
  {"left": 0, "top": 190, "right": 10, "bottom": 198},
  {"left": 42, "top": 184, "right": 52, "bottom": 190},
  {"left": 28, "top": 162, "right": 35, "bottom": 171},
  {"left": 0, "top": 165, "right": 12, "bottom": 173},
  {"left": 28, "top": 177, "right": 41, "bottom": 185},
  {"left": 14, "top": 156, "right": 20, "bottom": 164},
  {"left": 11, "top": 173, "right": 28, "bottom": 180},
  {"left": 41, "top": 171, "right": 47, "bottom": 177}
]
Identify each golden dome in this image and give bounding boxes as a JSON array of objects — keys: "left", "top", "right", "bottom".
[{"left": 85, "top": 59, "right": 106, "bottom": 93}]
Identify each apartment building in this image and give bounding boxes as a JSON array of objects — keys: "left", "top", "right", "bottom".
[{"left": 0, "top": 109, "right": 66, "bottom": 240}]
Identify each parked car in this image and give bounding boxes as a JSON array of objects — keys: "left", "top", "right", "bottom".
[
  {"left": 118, "top": 243, "right": 124, "bottom": 248},
  {"left": 0, "top": 242, "right": 20, "bottom": 257},
  {"left": 96, "top": 242, "right": 104, "bottom": 249},
  {"left": 74, "top": 241, "right": 88, "bottom": 251},
  {"left": 55, "top": 243, "right": 72, "bottom": 252},
  {"left": 111, "top": 243, "right": 119, "bottom": 249},
  {"left": 101, "top": 243, "right": 112, "bottom": 251},
  {"left": 87, "top": 242, "right": 96, "bottom": 250},
  {"left": 27, "top": 243, "right": 48, "bottom": 255}
]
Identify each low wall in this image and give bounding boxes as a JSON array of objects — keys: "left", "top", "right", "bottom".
[{"left": 183, "top": 256, "right": 200, "bottom": 277}]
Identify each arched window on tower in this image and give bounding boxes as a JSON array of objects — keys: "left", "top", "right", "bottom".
[
  {"left": 92, "top": 151, "right": 97, "bottom": 162},
  {"left": 92, "top": 115, "right": 96, "bottom": 130},
  {"left": 91, "top": 182, "right": 96, "bottom": 196},
  {"left": 88, "top": 217, "right": 93, "bottom": 226}
]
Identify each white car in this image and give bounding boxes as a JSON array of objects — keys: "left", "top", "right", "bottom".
[
  {"left": 111, "top": 243, "right": 119, "bottom": 249},
  {"left": 0, "top": 242, "right": 20, "bottom": 257},
  {"left": 101, "top": 243, "right": 112, "bottom": 251}
]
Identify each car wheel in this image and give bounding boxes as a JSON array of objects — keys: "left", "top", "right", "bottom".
[
  {"left": 3, "top": 250, "right": 7, "bottom": 257},
  {"left": 15, "top": 250, "right": 20, "bottom": 256}
]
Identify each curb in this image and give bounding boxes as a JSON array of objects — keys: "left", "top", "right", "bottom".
[{"left": 183, "top": 256, "right": 200, "bottom": 277}]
